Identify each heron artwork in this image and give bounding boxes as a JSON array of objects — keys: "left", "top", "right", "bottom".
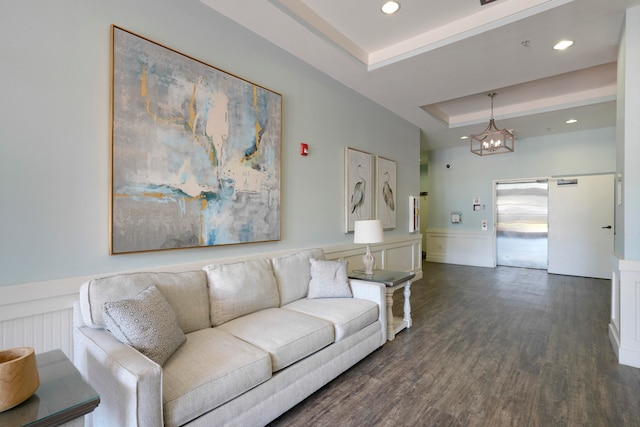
[
  {"left": 350, "top": 164, "right": 366, "bottom": 220},
  {"left": 382, "top": 171, "right": 395, "bottom": 213}
]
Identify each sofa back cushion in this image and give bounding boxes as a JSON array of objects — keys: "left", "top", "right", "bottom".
[
  {"left": 271, "top": 248, "right": 325, "bottom": 306},
  {"left": 204, "top": 258, "right": 280, "bottom": 326},
  {"left": 79, "top": 271, "right": 210, "bottom": 334}
]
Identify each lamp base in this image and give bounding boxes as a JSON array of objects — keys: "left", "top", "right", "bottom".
[{"left": 362, "top": 245, "right": 375, "bottom": 275}]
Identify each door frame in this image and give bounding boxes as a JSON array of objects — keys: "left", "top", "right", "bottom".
[
  {"left": 493, "top": 173, "right": 615, "bottom": 278},
  {"left": 494, "top": 177, "right": 549, "bottom": 269}
]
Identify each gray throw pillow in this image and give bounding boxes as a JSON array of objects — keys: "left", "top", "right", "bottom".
[
  {"left": 307, "top": 258, "right": 352, "bottom": 299},
  {"left": 103, "top": 285, "right": 186, "bottom": 366}
]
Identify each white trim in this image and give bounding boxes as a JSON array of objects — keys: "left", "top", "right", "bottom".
[{"left": 609, "top": 253, "right": 640, "bottom": 368}]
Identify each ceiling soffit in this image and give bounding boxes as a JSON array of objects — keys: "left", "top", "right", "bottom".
[
  {"left": 275, "top": 0, "right": 574, "bottom": 70},
  {"left": 199, "top": 0, "right": 635, "bottom": 151}
]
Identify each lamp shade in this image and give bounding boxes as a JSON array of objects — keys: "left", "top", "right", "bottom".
[{"left": 353, "top": 220, "right": 384, "bottom": 244}]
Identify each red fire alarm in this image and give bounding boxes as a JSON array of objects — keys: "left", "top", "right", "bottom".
[{"left": 300, "top": 143, "right": 309, "bottom": 156}]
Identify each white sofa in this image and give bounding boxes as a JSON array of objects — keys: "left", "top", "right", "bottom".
[{"left": 73, "top": 248, "right": 387, "bottom": 427}]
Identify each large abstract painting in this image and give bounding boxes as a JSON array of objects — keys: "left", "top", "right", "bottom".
[
  {"left": 345, "top": 147, "right": 373, "bottom": 232},
  {"left": 110, "top": 26, "right": 281, "bottom": 254}
]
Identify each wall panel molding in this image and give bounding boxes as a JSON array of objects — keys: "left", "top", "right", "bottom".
[
  {"left": 609, "top": 253, "right": 640, "bottom": 368},
  {"left": 425, "top": 229, "right": 495, "bottom": 268}
]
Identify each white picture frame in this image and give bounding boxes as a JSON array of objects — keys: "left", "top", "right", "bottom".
[
  {"left": 345, "top": 147, "right": 373, "bottom": 232},
  {"left": 376, "top": 156, "right": 397, "bottom": 229}
]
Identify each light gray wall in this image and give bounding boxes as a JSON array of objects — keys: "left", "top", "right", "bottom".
[
  {"left": 616, "top": 6, "right": 640, "bottom": 259},
  {"left": 616, "top": 24, "right": 627, "bottom": 257},
  {"left": 0, "top": 0, "right": 420, "bottom": 286},
  {"left": 427, "top": 127, "right": 616, "bottom": 232}
]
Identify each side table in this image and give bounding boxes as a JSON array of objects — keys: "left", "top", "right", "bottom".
[
  {"left": 348, "top": 269, "right": 415, "bottom": 341},
  {"left": 0, "top": 349, "right": 100, "bottom": 427}
]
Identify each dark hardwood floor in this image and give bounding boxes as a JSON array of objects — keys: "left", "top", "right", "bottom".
[{"left": 269, "top": 262, "right": 640, "bottom": 426}]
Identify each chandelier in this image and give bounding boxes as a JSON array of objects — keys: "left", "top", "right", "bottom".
[{"left": 470, "top": 93, "right": 514, "bottom": 156}]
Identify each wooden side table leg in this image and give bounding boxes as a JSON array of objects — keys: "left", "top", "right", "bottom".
[
  {"left": 403, "top": 281, "right": 412, "bottom": 328},
  {"left": 386, "top": 290, "right": 395, "bottom": 341}
]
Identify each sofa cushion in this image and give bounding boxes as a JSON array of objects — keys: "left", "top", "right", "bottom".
[
  {"left": 79, "top": 271, "right": 210, "bottom": 334},
  {"left": 284, "top": 298, "right": 379, "bottom": 342},
  {"left": 163, "top": 328, "right": 272, "bottom": 427},
  {"left": 103, "top": 285, "right": 186, "bottom": 366},
  {"left": 307, "top": 259, "right": 352, "bottom": 299},
  {"left": 217, "top": 308, "right": 334, "bottom": 372},
  {"left": 271, "top": 248, "right": 325, "bottom": 306},
  {"left": 204, "top": 258, "right": 280, "bottom": 326}
]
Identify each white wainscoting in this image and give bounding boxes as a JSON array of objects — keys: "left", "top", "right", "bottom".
[
  {"left": 325, "top": 235, "right": 423, "bottom": 276},
  {"left": 609, "top": 254, "right": 640, "bottom": 368},
  {"left": 425, "top": 229, "right": 495, "bottom": 268},
  {"left": 0, "top": 235, "right": 422, "bottom": 362}
]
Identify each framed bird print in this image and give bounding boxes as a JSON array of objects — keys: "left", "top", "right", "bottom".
[
  {"left": 376, "top": 156, "right": 397, "bottom": 229},
  {"left": 345, "top": 147, "right": 373, "bottom": 232}
]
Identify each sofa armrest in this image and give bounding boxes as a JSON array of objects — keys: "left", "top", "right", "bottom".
[
  {"left": 73, "top": 303, "right": 163, "bottom": 427},
  {"left": 349, "top": 279, "right": 387, "bottom": 347}
]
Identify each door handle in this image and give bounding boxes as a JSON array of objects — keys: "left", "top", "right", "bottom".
[{"left": 602, "top": 225, "right": 612, "bottom": 229}]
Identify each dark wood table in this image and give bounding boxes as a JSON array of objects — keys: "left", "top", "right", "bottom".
[
  {"left": 0, "top": 349, "right": 100, "bottom": 427},
  {"left": 349, "top": 269, "right": 415, "bottom": 341}
]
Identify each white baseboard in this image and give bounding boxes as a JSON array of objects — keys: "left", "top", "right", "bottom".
[
  {"left": 616, "top": 345, "right": 640, "bottom": 369},
  {"left": 609, "top": 321, "right": 640, "bottom": 368}
]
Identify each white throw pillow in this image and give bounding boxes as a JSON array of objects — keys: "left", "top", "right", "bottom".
[
  {"left": 307, "top": 258, "right": 352, "bottom": 299},
  {"left": 271, "top": 248, "right": 325, "bottom": 305},
  {"left": 103, "top": 285, "right": 186, "bottom": 366}
]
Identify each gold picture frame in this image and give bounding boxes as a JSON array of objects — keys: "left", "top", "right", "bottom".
[{"left": 110, "top": 26, "right": 282, "bottom": 254}]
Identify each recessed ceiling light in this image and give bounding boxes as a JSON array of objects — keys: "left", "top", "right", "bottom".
[
  {"left": 460, "top": 136, "right": 469, "bottom": 140},
  {"left": 554, "top": 40, "right": 574, "bottom": 50},
  {"left": 566, "top": 119, "right": 578, "bottom": 124},
  {"left": 381, "top": 1, "right": 400, "bottom": 15}
]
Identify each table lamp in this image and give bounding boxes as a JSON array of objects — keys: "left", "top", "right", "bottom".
[{"left": 354, "top": 219, "right": 384, "bottom": 274}]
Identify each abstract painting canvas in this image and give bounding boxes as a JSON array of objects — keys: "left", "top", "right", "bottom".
[
  {"left": 376, "top": 156, "right": 396, "bottom": 229},
  {"left": 345, "top": 147, "right": 373, "bottom": 232},
  {"left": 110, "top": 26, "right": 281, "bottom": 254}
]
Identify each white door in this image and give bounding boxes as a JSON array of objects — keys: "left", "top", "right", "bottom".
[{"left": 547, "top": 174, "right": 614, "bottom": 279}]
